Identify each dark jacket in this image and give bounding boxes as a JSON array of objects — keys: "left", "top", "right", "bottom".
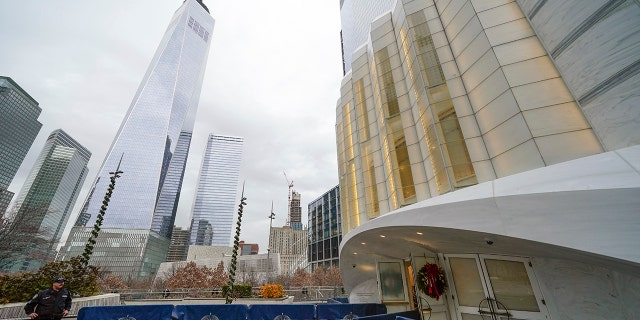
[{"left": 24, "top": 287, "right": 72, "bottom": 320}]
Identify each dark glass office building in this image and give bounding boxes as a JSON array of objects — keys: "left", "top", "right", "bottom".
[
  {"left": 0, "top": 76, "right": 42, "bottom": 216},
  {"left": 308, "top": 185, "right": 341, "bottom": 272},
  {"left": 6, "top": 129, "right": 90, "bottom": 272},
  {"left": 60, "top": 0, "right": 214, "bottom": 279},
  {"left": 189, "top": 134, "right": 243, "bottom": 246}
]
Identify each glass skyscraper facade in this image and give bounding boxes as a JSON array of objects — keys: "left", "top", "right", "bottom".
[
  {"left": 189, "top": 134, "right": 243, "bottom": 246},
  {"left": 307, "top": 185, "right": 341, "bottom": 272},
  {"left": 60, "top": 0, "right": 214, "bottom": 279},
  {"left": 0, "top": 76, "right": 42, "bottom": 216},
  {"left": 6, "top": 129, "right": 90, "bottom": 272}
]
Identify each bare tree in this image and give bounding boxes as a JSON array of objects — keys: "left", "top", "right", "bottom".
[
  {"left": 312, "top": 267, "right": 328, "bottom": 286},
  {"left": 0, "top": 206, "right": 58, "bottom": 271},
  {"left": 155, "top": 262, "right": 182, "bottom": 287},
  {"left": 325, "top": 266, "right": 343, "bottom": 286},
  {"left": 97, "top": 273, "right": 129, "bottom": 292},
  {"left": 126, "top": 275, "right": 155, "bottom": 290},
  {"left": 291, "top": 267, "right": 311, "bottom": 287},
  {"left": 212, "top": 261, "right": 229, "bottom": 287},
  {"left": 272, "top": 272, "right": 293, "bottom": 288},
  {"left": 238, "top": 269, "right": 260, "bottom": 287},
  {"left": 166, "top": 261, "right": 227, "bottom": 290}
]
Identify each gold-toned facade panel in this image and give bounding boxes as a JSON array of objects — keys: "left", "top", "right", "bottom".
[
  {"left": 467, "top": 69, "right": 510, "bottom": 112},
  {"left": 502, "top": 56, "right": 559, "bottom": 87},
  {"left": 491, "top": 140, "right": 545, "bottom": 177},
  {"left": 336, "top": 0, "right": 606, "bottom": 234},
  {"left": 461, "top": 50, "right": 500, "bottom": 91},
  {"left": 476, "top": 1, "right": 524, "bottom": 29},
  {"left": 522, "top": 102, "right": 590, "bottom": 137},
  {"left": 493, "top": 36, "right": 546, "bottom": 66},
  {"left": 484, "top": 18, "right": 534, "bottom": 47},
  {"left": 512, "top": 78, "right": 574, "bottom": 111},
  {"left": 450, "top": 20, "right": 486, "bottom": 71},
  {"left": 535, "top": 130, "right": 603, "bottom": 166},
  {"left": 483, "top": 113, "right": 533, "bottom": 158}
]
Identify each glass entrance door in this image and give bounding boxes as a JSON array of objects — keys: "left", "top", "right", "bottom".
[
  {"left": 411, "top": 256, "right": 449, "bottom": 320},
  {"left": 445, "top": 254, "right": 549, "bottom": 320},
  {"left": 377, "top": 260, "right": 410, "bottom": 313}
]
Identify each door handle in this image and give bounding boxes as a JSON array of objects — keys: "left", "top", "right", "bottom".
[{"left": 478, "top": 297, "right": 512, "bottom": 319}]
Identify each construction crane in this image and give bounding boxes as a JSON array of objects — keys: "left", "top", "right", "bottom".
[{"left": 283, "top": 171, "right": 294, "bottom": 227}]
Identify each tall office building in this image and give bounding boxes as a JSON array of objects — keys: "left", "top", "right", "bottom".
[
  {"left": 336, "top": 0, "right": 640, "bottom": 318},
  {"left": 308, "top": 185, "right": 341, "bottom": 272},
  {"left": 5, "top": 129, "right": 90, "bottom": 272},
  {"left": 166, "top": 226, "right": 190, "bottom": 262},
  {"left": 189, "top": 134, "right": 243, "bottom": 246},
  {"left": 288, "top": 190, "right": 303, "bottom": 230},
  {"left": 60, "top": 0, "right": 214, "bottom": 279},
  {"left": 0, "top": 76, "right": 42, "bottom": 216},
  {"left": 269, "top": 225, "right": 308, "bottom": 275}
]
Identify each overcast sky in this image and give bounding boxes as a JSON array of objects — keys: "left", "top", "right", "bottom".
[{"left": 1, "top": 0, "right": 343, "bottom": 253}]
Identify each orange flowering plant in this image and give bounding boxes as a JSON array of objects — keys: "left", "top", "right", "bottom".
[{"left": 259, "top": 284, "right": 285, "bottom": 298}]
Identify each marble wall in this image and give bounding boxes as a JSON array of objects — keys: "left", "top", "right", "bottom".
[
  {"left": 533, "top": 256, "right": 640, "bottom": 320},
  {"left": 520, "top": 0, "right": 640, "bottom": 151}
]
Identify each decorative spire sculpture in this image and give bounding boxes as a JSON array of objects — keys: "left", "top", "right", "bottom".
[
  {"left": 80, "top": 155, "right": 123, "bottom": 266},
  {"left": 225, "top": 183, "right": 247, "bottom": 304}
]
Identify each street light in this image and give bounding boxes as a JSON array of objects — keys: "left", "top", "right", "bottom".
[{"left": 267, "top": 202, "right": 275, "bottom": 281}]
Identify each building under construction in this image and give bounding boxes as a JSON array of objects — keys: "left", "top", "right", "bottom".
[{"left": 268, "top": 173, "right": 307, "bottom": 274}]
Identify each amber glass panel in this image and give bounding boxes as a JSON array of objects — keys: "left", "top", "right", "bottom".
[
  {"left": 374, "top": 45, "right": 416, "bottom": 205},
  {"left": 387, "top": 116, "right": 416, "bottom": 202},
  {"left": 425, "top": 120, "right": 450, "bottom": 193},
  {"left": 347, "top": 161, "right": 359, "bottom": 229},
  {"left": 395, "top": 139, "right": 416, "bottom": 200},
  {"left": 339, "top": 182, "right": 350, "bottom": 232},
  {"left": 355, "top": 79, "right": 371, "bottom": 141},
  {"left": 449, "top": 257, "right": 485, "bottom": 307},
  {"left": 343, "top": 103, "right": 355, "bottom": 160},
  {"left": 375, "top": 49, "right": 400, "bottom": 117},
  {"left": 484, "top": 259, "right": 540, "bottom": 312},
  {"left": 362, "top": 143, "right": 379, "bottom": 218},
  {"left": 409, "top": 12, "right": 476, "bottom": 194},
  {"left": 428, "top": 85, "right": 450, "bottom": 103},
  {"left": 439, "top": 111, "right": 477, "bottom": 186}
]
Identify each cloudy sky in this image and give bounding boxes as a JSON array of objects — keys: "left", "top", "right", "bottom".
[{"left": 2, "top": 0, "right": 343, "bottom": 252}]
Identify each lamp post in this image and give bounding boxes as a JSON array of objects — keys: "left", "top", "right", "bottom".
[{"left": 267, "top": 202, "right": 275, "bottom": 282}]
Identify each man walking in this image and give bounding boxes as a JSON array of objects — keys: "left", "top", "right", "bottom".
[{"left": 24, "top": 277, "right": 72, "bottom": 320}]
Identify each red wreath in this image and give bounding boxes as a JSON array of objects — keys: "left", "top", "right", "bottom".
[{"left": 416, "top": 263, "right": 447, "bottom": 300}]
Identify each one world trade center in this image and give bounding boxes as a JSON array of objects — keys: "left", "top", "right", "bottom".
[{"left": 60, "top": 0, "right": 214, "bottom": 279}]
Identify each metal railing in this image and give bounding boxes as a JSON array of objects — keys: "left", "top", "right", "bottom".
[{"left": 112, "top": 286, "right": 346, "bottom": 302}]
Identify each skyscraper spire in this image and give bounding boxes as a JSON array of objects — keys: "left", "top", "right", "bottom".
[{"left": 196, "top": 0, "right": 209, "bottom": 13}]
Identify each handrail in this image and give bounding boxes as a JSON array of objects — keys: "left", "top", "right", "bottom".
[{"left": 477, "top": 297, "right": 511, "bottom": 320}]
